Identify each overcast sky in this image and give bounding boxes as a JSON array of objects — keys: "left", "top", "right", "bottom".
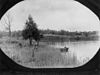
[{"left": 0, "top": 0, "right": 100, "bottom": 32}]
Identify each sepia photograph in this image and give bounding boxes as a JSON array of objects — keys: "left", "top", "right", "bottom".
[{"left": 0, "top": 0, "right": 100, "bottom": 69}]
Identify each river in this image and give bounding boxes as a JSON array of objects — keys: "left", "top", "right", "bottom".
[{"left": 49, "top": 40, "right": 100, "bottom": 64}]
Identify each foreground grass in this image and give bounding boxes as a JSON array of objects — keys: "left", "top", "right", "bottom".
[{"left": 0, "top": 37, "right": 90, "bottom": 68}]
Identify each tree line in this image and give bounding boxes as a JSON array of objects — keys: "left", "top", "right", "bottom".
[
  {"left": 11, "top": 15, "right": 98, "bottom": 45},
  {"left": 1, "top": 14, "right": 98, "bottom": 46}
]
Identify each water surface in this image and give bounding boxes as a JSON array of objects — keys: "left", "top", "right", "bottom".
[{"left": 49, "top": 40, "right": 100, "bottom": 61}]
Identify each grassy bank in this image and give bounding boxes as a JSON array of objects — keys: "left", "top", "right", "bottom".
[{"left": 0, "top": 37, "right": 90, "bottom": 68}]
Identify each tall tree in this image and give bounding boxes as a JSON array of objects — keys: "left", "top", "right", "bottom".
[
  {"left": 1, "top": 11, "right": 12, "bottom": 37},
  {"left": 22, "top": 15, "right": 41, "bottom": 46}
]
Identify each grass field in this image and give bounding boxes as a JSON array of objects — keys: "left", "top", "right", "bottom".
[{"left": 0, "top": 36, "right": 90, "bottom": 68}]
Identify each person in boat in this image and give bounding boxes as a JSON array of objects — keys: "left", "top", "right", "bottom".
[
  {"left": 64, "top": 46, "right": 69, "bottom": 52},
  {"left": 60, "top": 46, "right": 69, "bottom": 52}
]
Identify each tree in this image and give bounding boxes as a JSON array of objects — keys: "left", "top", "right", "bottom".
[
  {"left": 59, "top": 30, "right": 66, "bottom": 35},
  {"left": 22, "top": 15, "right": 41, "bottom": 46},
  {"left": 1, "top": 12, "right": 12, "bottom": 37}
]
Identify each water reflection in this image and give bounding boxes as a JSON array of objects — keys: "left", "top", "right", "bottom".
[{"left": 49, "top": 40, "right": 100, "bottom": 61}]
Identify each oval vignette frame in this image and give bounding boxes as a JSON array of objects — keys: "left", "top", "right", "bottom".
[{"left": 0, "top": 0, "right": 100, "bottom": 72}]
